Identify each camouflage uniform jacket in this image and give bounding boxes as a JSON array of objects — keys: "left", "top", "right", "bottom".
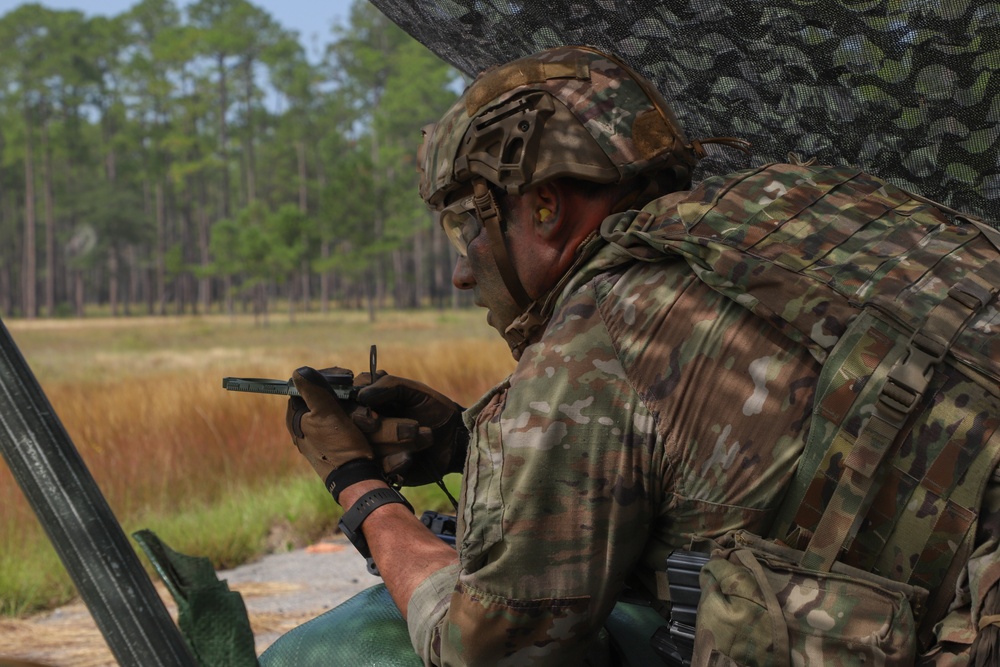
[{"left": 406, "top": 186, "right": 825, "bottom": 666}]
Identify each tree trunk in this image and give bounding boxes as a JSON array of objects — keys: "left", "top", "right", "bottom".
[
  {"left": 126, "top": 244, "right": 141, "bottom": 316},
  {"left": 300, "top": 259, "right": 310, "bottom": 313},
  {"left": 179, "top": 186, "right": 194, "bottom": 315},
  {"left": 370, "top": 122, "right": 386, "bottom": 311},
  {"left": 74, "top": 270, "right": 84, "bottom": 317},
  {"left": 264, "top": 282, "right": 270, "bottom": 327},
  {"left": 22, "top": 108, "right": 37, "bottom": 319},
  {"left": 42, "top": 121, "right": 56, "bottom": 317},
  {"left": 217, "top": 53, "right": 231, "bottom": 218},
  {"left": 197, "top": 180, "right": 211, "bottom": 314},
  {"left": 392, "top": 249, "right": 409, "bottom": 308},
  {"left": 178, "top": 273, "right": 191, "bottom": 316},
  {"left": 320, "top": 240, "right": 331, "bottom": 315},
  {"left": 296, "top": 140, "right": 307, "bottom": 213},
  {"left": 0, "top": 259, "right": 10, "bottom": 318},
  {"left": 105, "top": 134, "right": 116, "bottom": 183},
  {"left": 0, "top": 195, "right": 12, "bottom": 317},
  {"left": 243, "top": 60, "right": 256, "bottom": 204},
  {"left": 297, "top": 139, "right": 310, "bottom": 312},
  {"left": 365, "top": 268, "right": 376, "bottom": 323},
  {"left": 61, "top": 111, "right": 80, "bottom": 316},
  {"left": 414, "top": 227, "right": 426, "bottom": 308},
  {"left": 108, "top": 247, "right": 119, "bottom": 317},
  {"left": 374, "top": 262, "right": 385, "bottom": 310},
  {"left": 432, "top": 216, "right": 448, "bottom": 308},
  {"left": 155, "top": 180, "right": 167, "bottom": 316},
  {"left": 102, "top": 110, "right": 119, "bottom": 317},
  {"left": 254, "top": 282, "right": 270, "bottom": 327},
  {"left": 224, "top": 275, "right": 233, "bottom": 317}
]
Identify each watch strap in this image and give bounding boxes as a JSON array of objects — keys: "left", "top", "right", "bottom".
[{"left": 338, "top": 486, "right": 413, "bottom": 560}]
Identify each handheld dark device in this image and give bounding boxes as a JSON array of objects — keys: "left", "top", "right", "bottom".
[
  {"left": 221, "top": 371, "right": 357, "bottom": 400},
  {"left": 222, "top": 345, "right": 378, "bottom": 400}
]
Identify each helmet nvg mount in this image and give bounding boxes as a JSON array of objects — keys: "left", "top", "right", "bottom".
[{"left": 418, "top": 45, "right": 706, "bottom": 210}]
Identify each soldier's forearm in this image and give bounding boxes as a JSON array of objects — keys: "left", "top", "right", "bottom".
[{"left": 338, "top": 480, "right": 459, "bottom": 619}]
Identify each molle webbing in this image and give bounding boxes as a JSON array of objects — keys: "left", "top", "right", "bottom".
[
  {"left": 801, "top": 257, "right": 1000, "bottom": 571},
  {"left": 793, "top": 254, "right": 1000, "bottom": 640},
  {"left": 618, "top": 163, "right": 1000, "bottom": 628},
  {"left": 634, "top": 163, "right": 1000, "bottom": 380}
]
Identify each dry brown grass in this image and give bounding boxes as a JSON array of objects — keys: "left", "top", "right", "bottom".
[{"left": 0, "top": 309, "right": 515, "bottom": 616}]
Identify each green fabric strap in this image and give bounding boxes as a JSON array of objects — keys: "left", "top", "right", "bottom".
[
  {"left": 800, "top": 412, "right": 904, "bottom": 572},
  {"left": 801, "top": 259, "right": 1000, "bottom": 573},
  {"left": 914, "top": 426, "right": 1000, "bottom": 643}
]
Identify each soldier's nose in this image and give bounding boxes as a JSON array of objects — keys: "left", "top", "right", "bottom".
[{"left": 452, "top": 256, "right": 476, "bottom": 290}]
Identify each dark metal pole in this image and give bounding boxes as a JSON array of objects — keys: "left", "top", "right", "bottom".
[{"left": 0, "top": 317, "right": 198, "bottom": 667}]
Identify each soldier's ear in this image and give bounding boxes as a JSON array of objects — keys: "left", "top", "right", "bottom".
[{"left": 532, "top": 182, "right": 563, "bottom": 240}]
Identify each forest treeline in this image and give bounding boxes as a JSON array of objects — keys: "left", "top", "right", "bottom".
[{"left": 0, "top": 0, "right": 466, "bottom": 321}]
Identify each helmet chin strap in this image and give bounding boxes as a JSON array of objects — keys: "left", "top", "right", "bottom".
[
  {"left": 472, "top": 179, "right": 533, "bottom": 310},
  {"left": 471, "top": 178, "right": 548, "bottom": 360}
]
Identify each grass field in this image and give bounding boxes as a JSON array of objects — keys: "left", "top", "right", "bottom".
[{"left": 0, "top": 309, "right": 515, "bottom": 616}]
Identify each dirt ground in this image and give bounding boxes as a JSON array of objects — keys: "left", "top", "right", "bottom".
[{"left": 0, "top": 535, "right": 373, "bottom": 667}]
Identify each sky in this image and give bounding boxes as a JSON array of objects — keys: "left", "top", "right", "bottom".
[{"left": 0, "top": 0, "right": 360, "bottom": 60}]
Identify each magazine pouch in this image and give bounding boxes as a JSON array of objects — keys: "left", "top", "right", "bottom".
[{"left": 691, "top": 530, "right": 926, "bottom": 667}]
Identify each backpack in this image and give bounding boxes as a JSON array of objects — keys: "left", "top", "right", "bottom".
[{"left": 601, "top": 162, "right": 1000, "bottom": 665}]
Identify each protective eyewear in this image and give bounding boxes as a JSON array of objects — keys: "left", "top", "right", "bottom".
[{"left": 439, "top": 195, "right": 482, "bottom": 257}]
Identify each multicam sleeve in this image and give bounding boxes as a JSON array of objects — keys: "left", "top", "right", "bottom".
[
  {"left": 408, "top": 563, "right": 461, "bottom": 663},
  {"left": 405, "top": 283, "right": 665, "bottom": 666}
]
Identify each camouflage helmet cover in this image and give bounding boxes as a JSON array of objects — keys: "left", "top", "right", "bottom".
[{"left": 418, "top": 45, "right": 702, "bottom": 208}]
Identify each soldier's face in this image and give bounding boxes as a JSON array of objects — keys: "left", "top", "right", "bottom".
[{"left": 450, "top": 198, "right": 532, "bottom": 338}]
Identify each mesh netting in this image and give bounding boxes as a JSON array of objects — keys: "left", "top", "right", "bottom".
[{"left": 372, "top": 0, "right": 1000, "bottom": 223}]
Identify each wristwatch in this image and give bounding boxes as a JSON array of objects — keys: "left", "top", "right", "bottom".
[{"left": 338, "top": 486, "right": 413, "bottom": 576}]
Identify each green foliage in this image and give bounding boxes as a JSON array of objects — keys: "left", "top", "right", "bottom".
[
  {"left": 0, "top": 0, "right": 462, "bottom": 316},
  {"left": 164, "top": 242, "right": 186, "bottom": 277},
  {"left": 208, "top": 216, "right": 241, "bottom": 276},
  {"left": 79, "top": 181, "right": 151, "bottom": 250}
]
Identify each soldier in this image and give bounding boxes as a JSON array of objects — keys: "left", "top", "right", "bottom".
[{"left": 280, "top": 45, "right": 1000, "bottom": 666}]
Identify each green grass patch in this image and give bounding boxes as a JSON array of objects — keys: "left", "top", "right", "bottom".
[
  {"left": 128, "top": 475, "right": 339, "bottom": 570},
  {"left": 0, "top": 472, "right": 461, "bottom": 617},
  {"left": 0, "top": 531, "right": 72, "bottom": 617}
]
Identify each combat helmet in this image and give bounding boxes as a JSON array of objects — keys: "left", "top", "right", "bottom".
[
  {"left": 418, "top": 45, "right": 705, "bottom": 210},
  {"left": 418, "top": 46, "right": 745, "bottom": 358}
]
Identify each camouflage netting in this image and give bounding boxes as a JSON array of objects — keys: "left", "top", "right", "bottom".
[{"left": 371, "top": 0, "right": 1000, "bottom": 224}]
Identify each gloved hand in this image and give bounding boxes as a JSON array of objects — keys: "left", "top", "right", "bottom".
[
  {"left": 286, "top": 367, "right": 437, "bottom": 486},
  {"left": 356, "top": 374, "right": 468, "bottom": 486},
  {"left": 285, "top": 366, "right": 374, "bottom": 482}
]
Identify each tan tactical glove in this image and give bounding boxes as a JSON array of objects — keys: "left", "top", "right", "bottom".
[
  {"left": 356, "top": 374, "right": 468, "bottom": 487},
  {"left": 286, "top": 366, "right": 374, "bottom": 482},
  {"left": 286, "top": 367, "right": 436, "bottom": 500}
]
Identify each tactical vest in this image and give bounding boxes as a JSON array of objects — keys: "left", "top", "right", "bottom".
[{"left": 602, "top": 162, "right": 1000, "bottom": 663}]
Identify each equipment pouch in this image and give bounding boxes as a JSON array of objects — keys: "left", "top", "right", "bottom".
[{"left": 692, "top": 530, "right": 927, "bottom": 667}]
